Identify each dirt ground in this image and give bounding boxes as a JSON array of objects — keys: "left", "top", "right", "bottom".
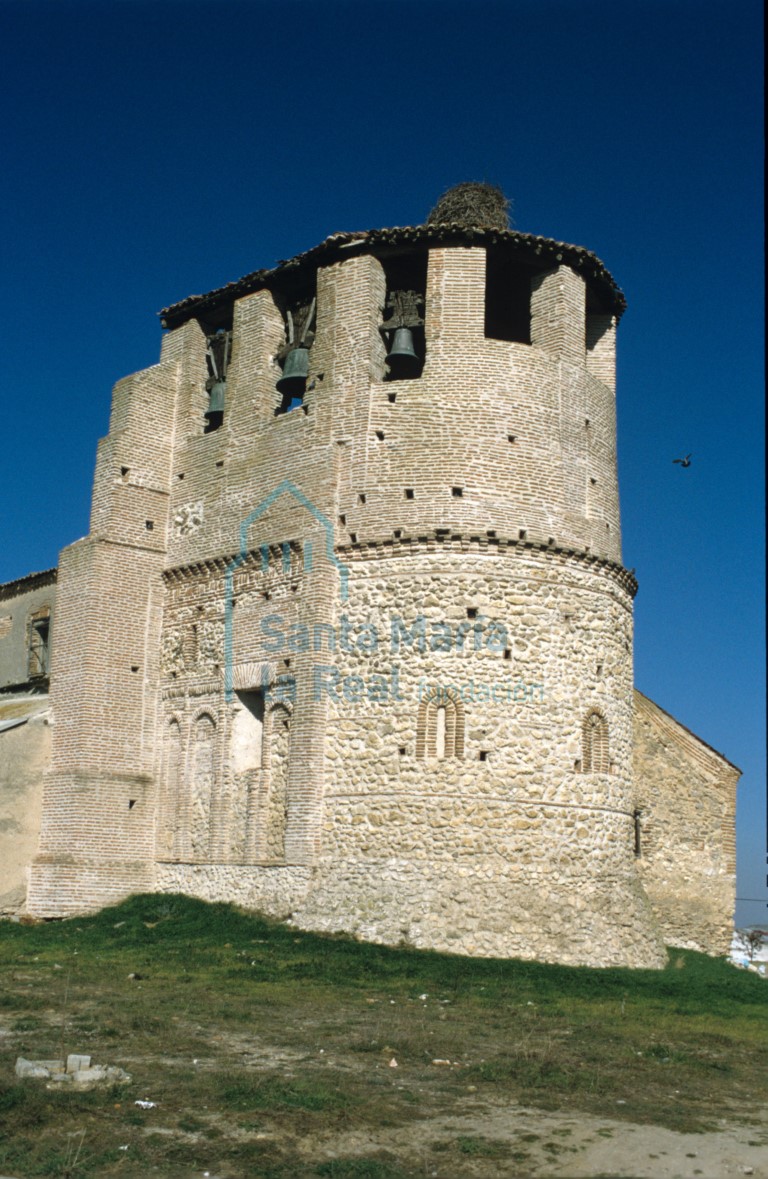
[{"left": 302, "top": 1099, "right": 768, "bottom": 1178}]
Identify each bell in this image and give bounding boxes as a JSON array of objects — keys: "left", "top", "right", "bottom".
[
  {"left": 204, "top": 379, "right": 226, "bottom": 431},
  {"left": 206, "top": 379, "right": 226, "bottom": 416},
  {"left": 276, "top": 347, "right": 310, "bottom": 394},
  {"left": 386, "top": 327, "right": 419, "bottom": 370}
]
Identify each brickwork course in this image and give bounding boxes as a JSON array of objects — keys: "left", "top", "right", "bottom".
[{"left": 2, "top": 185, "right": 739, "bottom": 965}]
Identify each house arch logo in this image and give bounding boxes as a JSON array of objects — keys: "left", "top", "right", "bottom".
[{"left": 224, "top": 480, "right": 349, "bottom": 701}]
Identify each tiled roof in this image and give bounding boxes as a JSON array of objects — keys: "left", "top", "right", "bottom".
[
  {"left": 159, "top": 224, "right": 626, "bottom": 329},
  {"left": 0, "top": 568, "right": 57, "bottom": 601}
]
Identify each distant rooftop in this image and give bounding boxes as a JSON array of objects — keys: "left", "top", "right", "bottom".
[{"left": 0, "top": 568, "right": 57, "bottom": 601}]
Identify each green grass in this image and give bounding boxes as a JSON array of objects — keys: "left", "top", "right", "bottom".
[{"left": 0, "top": 893, "right": 765, "bottom": 1176}]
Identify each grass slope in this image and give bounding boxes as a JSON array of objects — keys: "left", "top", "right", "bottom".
[{"left": 1, "top": 894, "right": 765, "bottom": 1177}]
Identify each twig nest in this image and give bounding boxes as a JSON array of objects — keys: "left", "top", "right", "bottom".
[{"left": 427, "top": 182, "right": 511, "bottom": 230}]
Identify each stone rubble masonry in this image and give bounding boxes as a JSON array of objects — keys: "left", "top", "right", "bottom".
[
  {"left": 20, "top": 223, "right": 739, "bottom": 967},
  {"left": 633, "top": 691, "right": 738, "bottom": 955}
]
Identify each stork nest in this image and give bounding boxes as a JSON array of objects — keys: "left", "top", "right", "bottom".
[{"left": 427, "top": 182, "right": 511, "bottom": 230}]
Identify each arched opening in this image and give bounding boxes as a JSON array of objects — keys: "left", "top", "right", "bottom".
[
  {"left": 157, "top": 718, "right": 183, "bottom": 860},
  {"left": 191, "top": 713, "right": 216, "bottom": 859},
  {"left": 582, "top": 709, "right": 609, "bottom": 773},
  {"left": 416, "top": 689, "right": 465, "bottom": 760}
]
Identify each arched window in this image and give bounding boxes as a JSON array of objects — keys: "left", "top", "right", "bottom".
[
  {"left": 582, "top": 709, "right": 609, "bottom": 773},
  {"left": 416, "top": 688, "right": 465, "bottom": 760}
]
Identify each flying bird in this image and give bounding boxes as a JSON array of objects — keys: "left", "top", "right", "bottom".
[{"left": 673, "top": 454, "right": 692, "bottom": 468}]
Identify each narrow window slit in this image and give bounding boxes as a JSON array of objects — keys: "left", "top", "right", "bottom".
[{"left": 633, "top": 810, "right": 642, "bottom": 856}]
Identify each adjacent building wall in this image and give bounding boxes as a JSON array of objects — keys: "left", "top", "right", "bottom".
[
  {"left": 0, "top": 699, "right": 51, "bottom": 912},
  {"left": 633, "top": 690, "right": 739, "bottom": 954},
  {"left": 0, "top": 572, "right": 56, "bottom": 913},
  {"left": 0, "top": 570, "right": 56, "bottom": 691}
]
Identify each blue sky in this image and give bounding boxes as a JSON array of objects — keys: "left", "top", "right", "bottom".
[{"left": 1, "top": 0, "right": 764, "bottom": 925}]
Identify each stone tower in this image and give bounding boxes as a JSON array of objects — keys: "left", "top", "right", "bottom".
[{"left": 28, "top": 185, "right": 667, "bottom": 967}]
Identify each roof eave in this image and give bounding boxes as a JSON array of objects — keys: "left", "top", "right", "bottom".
[{"left": 159, "top": 225, "right": 626, "bottom": 330}]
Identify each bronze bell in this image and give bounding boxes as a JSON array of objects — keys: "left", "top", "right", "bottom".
[
  {"left": 276, "top": 346, "right": 310, "bottom": 394},
  {"left": 386, "top": 327, "right": 419, "bottom": 371},
  {"left": 204, "top": 379, "right": 226, "bottom": 431},
  {"left": 206, "top": 379, "right": 226, "bottom": 415}
]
